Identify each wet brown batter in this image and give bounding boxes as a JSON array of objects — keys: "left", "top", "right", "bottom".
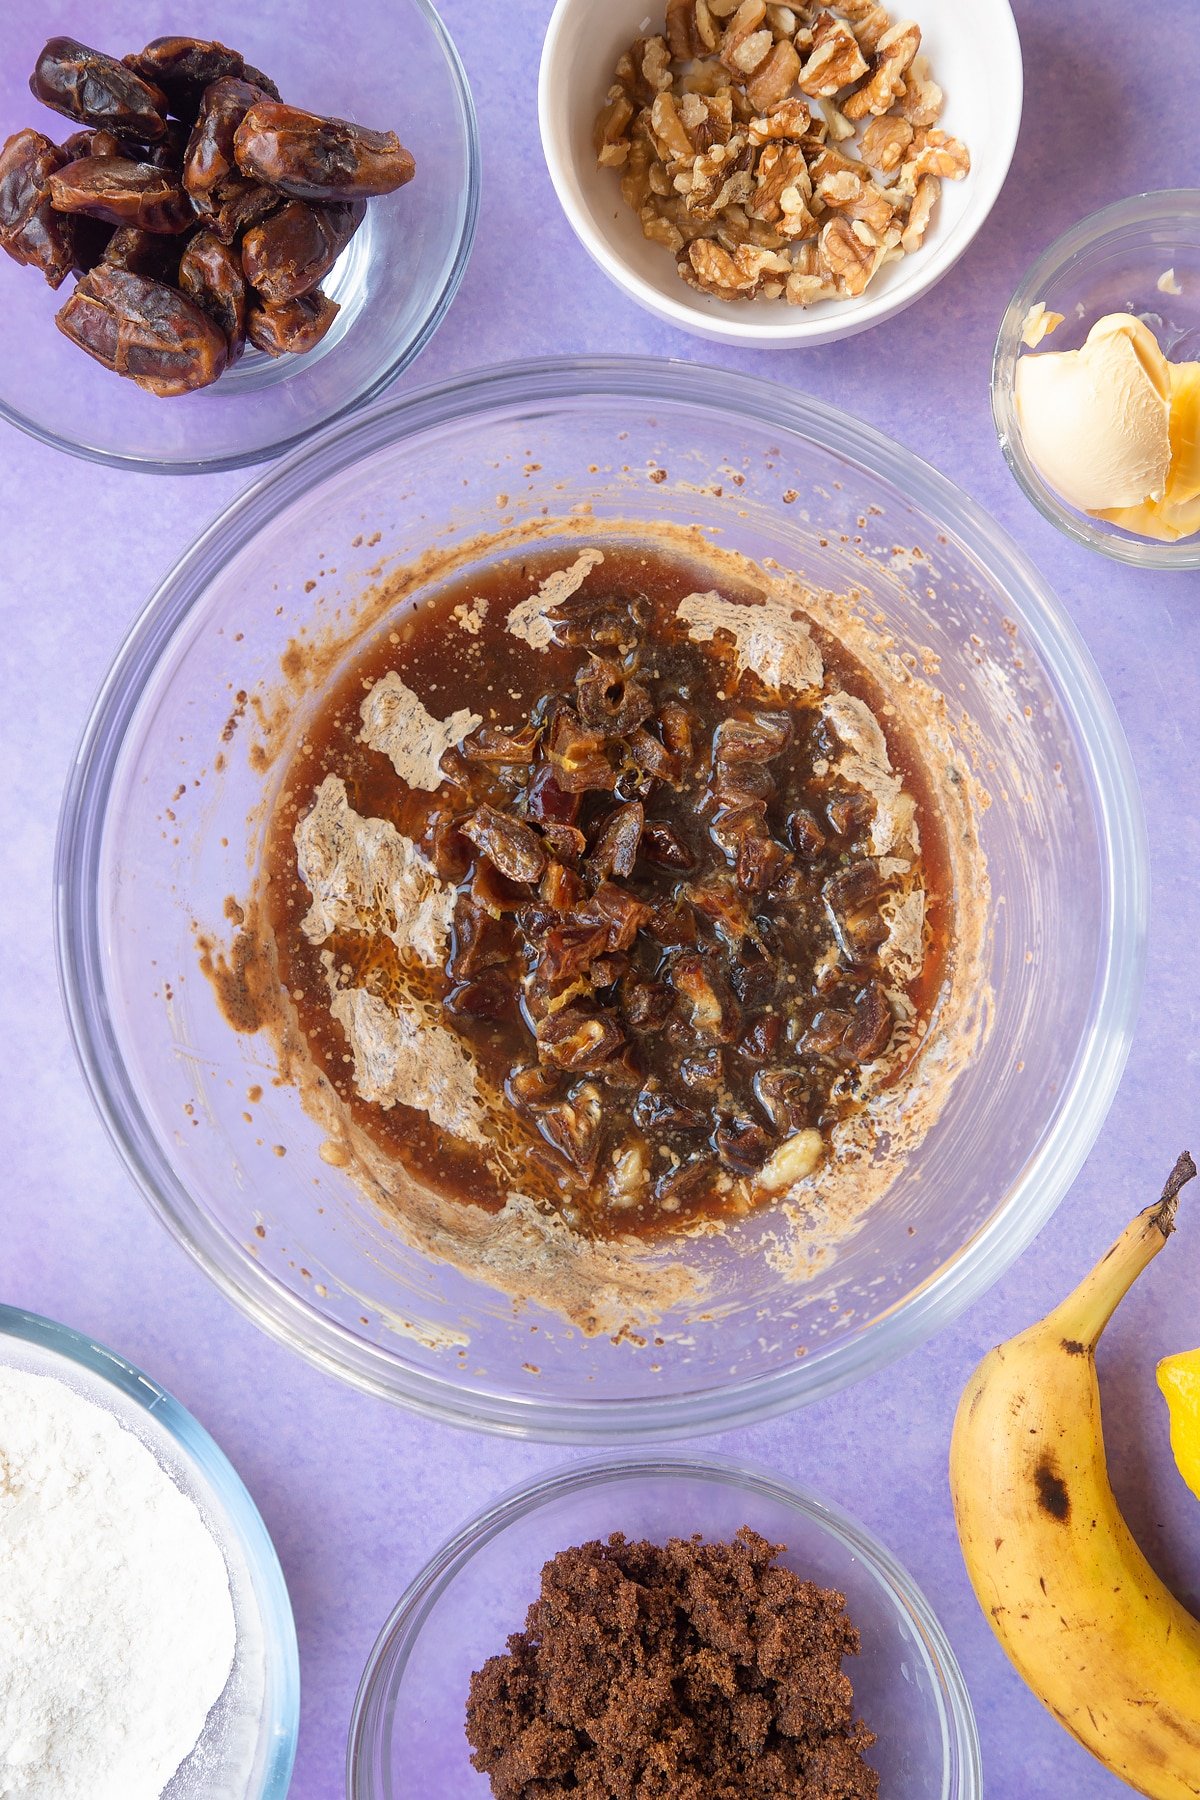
[{"left": 263, "top": 542, "right": 949, "bottom": 1238}]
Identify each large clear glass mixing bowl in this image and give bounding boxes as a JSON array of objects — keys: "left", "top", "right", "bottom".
[{"left": 56, "top": 357, "right": 1147, "bottom": 1440}]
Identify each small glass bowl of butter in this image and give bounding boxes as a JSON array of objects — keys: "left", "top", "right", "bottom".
[{"left": 993, "top": 190, "right": 1200, "bottom": 568}]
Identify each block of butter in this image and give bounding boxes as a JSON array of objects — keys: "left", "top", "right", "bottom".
[{"left": 1015, "top": 311, "right": 1200, "bottom": 543}]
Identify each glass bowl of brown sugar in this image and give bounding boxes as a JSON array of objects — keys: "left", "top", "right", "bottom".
[
  {"left": 347, "top": 1453, "right": 981, "bottom": 1798},
  {"left": 56, "top": 356, "right": 1145, "bottom": 1439}
]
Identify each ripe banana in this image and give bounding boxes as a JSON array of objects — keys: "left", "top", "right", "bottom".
[{"left": 950, "top": 1151, "right": 1200, "bottom": 1799}]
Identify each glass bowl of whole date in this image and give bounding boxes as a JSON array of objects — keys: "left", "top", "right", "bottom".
[
  {"left": 0, "top": 0, "right": 478, "bottom": 472},
  {"left": 56, "top": 355, "right": 1146, "bottom": 1441}
]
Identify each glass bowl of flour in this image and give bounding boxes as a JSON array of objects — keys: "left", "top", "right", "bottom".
[{"left": 0, "top": 1304, "right": 298, "bottom": 1800}]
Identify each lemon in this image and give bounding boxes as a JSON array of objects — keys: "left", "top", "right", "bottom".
[{"left": 1158, "top": 1349, "right": 1200, "bottom": 1502}]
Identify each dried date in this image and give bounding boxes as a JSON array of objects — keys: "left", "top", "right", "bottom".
[
  {"left": 670, "top": 954, "right": 740, "bottom": 1044},
  {"left": 30, "top": 37, "right": 168, "bottom": 142},
  {"left": 460, "top": 805, "right": 547, "bottom": 884},
  {"left": 587, "top": 802, "right": 644, "bottom": 881},
  {"left": 548, "top": 710, "right": 615, "bottom": 792},
  {"left": 178, "top": 230, "right": 248, "bottom": 354},
  {"left": 233, "top": 101, "right": 416, "bottom": 202},
  {"left": 103, "top": 224, "right": 182, "bottom": 282},
  {"left": 0, "top": 129, "right": 75, "bottom": 287},
  {"left": 47, "top": 157, "right": 194, "bottom": 233},
  {"left": 245, "top": 288, "right": 339, "bottom": 356},
  {"left": 535, "top": 1083, "right": 604, "bottom": 1180},
  {"left": 241, "top": 198, "right": 363, "bottom": 304},
  {"left": 714, "top": 1117, "right": 775, "bottom": 1174},
  {"left": 60, "top": 127, "right": 126, "bottom": 161},
  {"left": 536, "top": 1005, "right": 625, "bottom": 1073},
  {"left": 56, "top": 265, "right": 227, "bottom": 395},
  {"left": 210, "top": 178, "right": 277, "bottom": 244},
  {"left": 123, "top": 38, "right": 255, "bottom": 118},
  {"left": 183, "top": 77, "right": 271, "bottom": 206},
  {"left": 823, "top": 859, "right": 890, "bottom": 959}
]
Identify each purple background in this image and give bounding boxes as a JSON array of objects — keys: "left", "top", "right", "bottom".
[{"left": 3, "top": 2, "right": 1199, "bottom": 1795}]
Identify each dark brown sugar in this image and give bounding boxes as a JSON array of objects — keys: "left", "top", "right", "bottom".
[{"left": 465, "top": 1528, "right": 879, "bottom": 1800}]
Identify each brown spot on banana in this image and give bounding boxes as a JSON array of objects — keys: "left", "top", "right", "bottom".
[
  {"left": 1061, "top": 1337, "right": 1088, "bottom": 1355},
  {"left": 1034, "top": 1459, "right": 1070, "bottom": 1521}
]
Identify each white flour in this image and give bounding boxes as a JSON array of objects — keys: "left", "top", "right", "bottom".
[{"left": 0, "top": 1367, "right": 237, "bottom": 1800}]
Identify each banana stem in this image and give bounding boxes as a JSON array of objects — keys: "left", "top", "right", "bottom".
[{"left": 1044, "top": 1151, "right": 1196, "bottom": 1351}]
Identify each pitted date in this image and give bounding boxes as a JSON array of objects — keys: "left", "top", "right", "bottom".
[
  {"left": 72, "top": 216, "right": 115, "bottom": 274},
  {"left": 179, "top": 229, "right": 247, "bottom": 354},
  {"left": 103, "top": 224, "right": 183, "bottom": 283},
  {"left": 143, "top": 119, "right": 190, "bottom": 174},
  {"left": 47, "top": 156, "right": 194, "bottom": 234},
  {"left": 124, "top": 38, "right": 256, "bottom": 118},
  {"left": 246, "top": 287, "right": 338, "bottom": 356},
  {"left": 60, "top": 127, "right": 126, "bottom": 162},
  {"left": 30, "top": 37, "right": 168, "bottom": 142},
  {"left": 241, "top": 199, "right": 363, "bottom": 303},
  {"left": 56, "top": 265, "right": 227, "bottom": 394},
  {"left": 210, "top": 178, "right": 277, "bottom": 244},
  {"left": 183, "top": 77, "right": 272, "bottom": 205},
  {"left": 234, "top": 102, "right": 416, "bottom": 201},
  {"left": 0, "top": 128, "right": 75, "bottom": 287}
]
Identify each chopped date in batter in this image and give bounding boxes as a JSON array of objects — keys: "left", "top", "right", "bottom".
[{"left": 266, "top": 543, "right": 945, "bottom": 1236}]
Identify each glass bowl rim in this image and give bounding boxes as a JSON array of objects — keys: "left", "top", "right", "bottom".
[
  {"left": 345, "top": 1449, "right": 982, "bottom": 1800},
  {"left": 0, "top": 1300, "right": 300, "bottom": 1799},
  {"left": 0, "top": 0, "right": 481, "bottom": 477},
  {"left": 54, "top": 351, "right": 1148, "bottom": 1441},
  {"left": 991, "top": 187, "right": 1200, "bottom": 569}
]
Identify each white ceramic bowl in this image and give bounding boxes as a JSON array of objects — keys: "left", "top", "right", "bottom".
[{"left": 538, "top": 0, "right": 1022, "bottom": 347}]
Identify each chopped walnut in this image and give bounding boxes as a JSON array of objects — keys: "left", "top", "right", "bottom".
[
  {"left": 841, "top": 19, "right": 921, "bottom": 120},
  {"left": 594, "top": 92, "right": 635, "bottom": 168},
  {"left": 667, "top": 0, "right": 720, "bottom": 56},
  {"left": 814, "top": 164, "right": 897, "bottom": 232},
  {"left": 681, "top": 237, "right": 791, "bottom": 298},
  {"left": 596, "top": 0, "right": 968, "bottom": 307},
  {"left": 797, "top": 13, "right": 870, "bottom": 97},
  {"left": 719, "top": 1, "right": 771, "bottom": 75},
  {"left": 896, "top": 53, "right": 943, "bottom": 126},
  {"left": 902, "top": 127, "right": 971, "bottom": 184},
  {"left": 640, "top": 36, "right": 676, "bottom": 96},
  {"left": 819, "top": 214, "right": 878, "bottom": 294},
  {"left": 766, "top": 3, "right": 800, "bottom": 34},
  {"left": 899, "top": 173, "right": 938, "bottom": 252},
  {"left": 748, "top": 142, "right": 814, "bottom": 234},
  {"left": 648, "top": 92, "right": 691, "bottom": 160},
  {"left": 818, "top": 97, "right": 858, "bottom": 141},
  {"left": 680, "top": 139, "right": 755, "bottom": 217},
  {"left": 859, "top": 113, "right": 913, "bottom": 174},
  {"left": 835, "top": 0, "right": 893, "bottom": 52},
  {"left": 747, "top": 97, "right": 814, "bottom": 143},
  {"left": 746, "top": 39, "right": 803, "bottom": 110}
]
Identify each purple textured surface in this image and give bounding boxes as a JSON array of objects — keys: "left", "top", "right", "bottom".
[{"left": 1, "top": 2, "right": 1198, "bottom": 1797}]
